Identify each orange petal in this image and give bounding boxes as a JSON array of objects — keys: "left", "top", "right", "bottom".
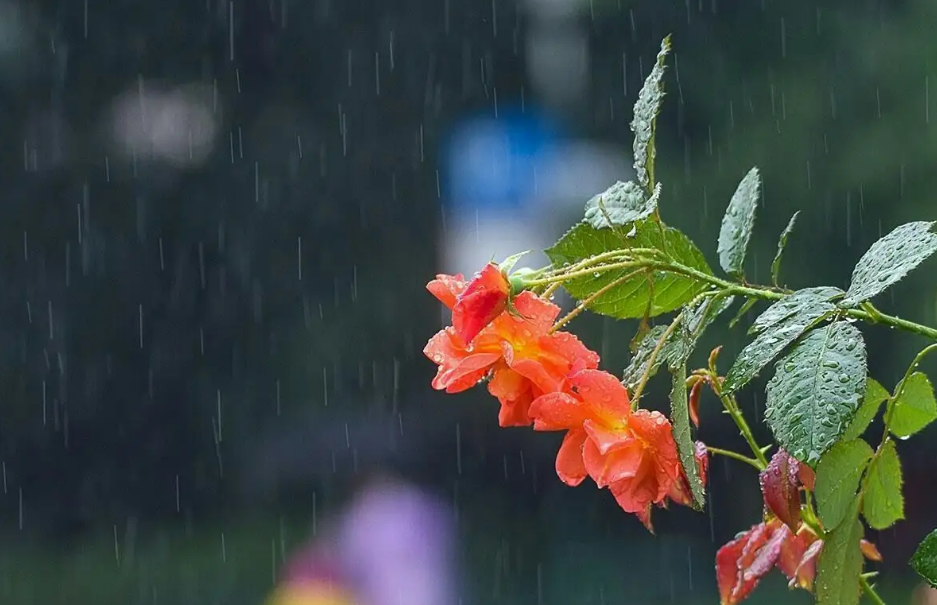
[
  {"left": 505, "top": 291, "right": 561, "bottom": 334},
  {"left": 555, "top": 429, "right": 589, "bottom": 486},
  {"left": 529, "top": 392, "right": 590, "bottom": 431},
  {"left": 426, "top": 273, "right": 467, "bottom": 309},
  {"left": 582, "top": 419, "right": 631, "bottom": 456},
  {"left": 424, "top": 329, "right": 500, "bottom": 392},
  {"left": 583, "top": 434, "right": 644, "bottom": 489},
  {"left": 453, "top": 264, "right": 510, "bottom": 343},
  {"left": 566, "top": 369, "right": 632, "bottom": 425},
  {"left": 487, "top": 365, "right": 537, "bottom": 427},
  {"left": 607, "top": 461, "right": 660, "bottom": 514}
]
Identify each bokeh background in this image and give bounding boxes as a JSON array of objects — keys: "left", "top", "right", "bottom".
[{"left": 0, "top": 0, "right": 936, "bottom": 603}]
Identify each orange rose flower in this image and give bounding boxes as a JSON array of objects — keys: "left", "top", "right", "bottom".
[
  {"left": 424, "top": 275, "right": 599, "bottom": 427},
  {"left": 529, "top": 369, "right": 682, "bottom": 520}
]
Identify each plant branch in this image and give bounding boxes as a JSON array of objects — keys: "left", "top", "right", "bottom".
[
  {"left": 859, "top": 574, "right": 888, "bottom": 605},
  {"left": 629, "top": 309, "right": 683, "bottom": 409},
  {"left": 551, "top": 269, "right": 646, "bottom": 334},
  {"left": 706, "top": 446, "right": 762, "bottom": 470},
  {"left": 532, "top": 256, "right": 937, "bottom": 341}
]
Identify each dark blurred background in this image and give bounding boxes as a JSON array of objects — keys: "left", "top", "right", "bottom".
[{"left": 0, "top": 0, "right": 935, "bottom": 603}]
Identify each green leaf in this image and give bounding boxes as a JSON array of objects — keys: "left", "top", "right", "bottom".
[
  {"left": 888, "top": 371, "right": 937, "bottom": 438},
  {"left": 841, "top": 221, "right": 937, "bottom": 307},
  {"left": 631, "top": 36, "right": 671, "bottom": 193},
  {"left": 723, "top": 289, "right": 842, "bottom": 393},
  {"left": 815, "top": 497, "right": 864, "bottom": 605},
  {"left": 771, "top": 211, "right": 800, "bottom": 287},
  {"left": 670, "top": 364, "right": 704, "bottom": 508},
  {"left": 620, "top": 296, "right": 734, "bottom": 391},
  {"left": 763, "top": 321, "right": 868, "bottom": 466},
  {"left": 749, "top": 287, "right": 843, "bottom": 335},
  {"left": 862, "top": 440, "right": 904, "bottom": 530},
  {"left": 583, "top": 181, "right": 660, "bottom": 229},
  {"left": 912, "top": 528, "right": 937, "bottom": 588},
  {"left": 717, "top": 167, "right": 761, "bottom": 277},
  {"left": 545, "top": 220, "right": 712, "bottom": 319},
  {"left": 814, "top": 439, "right": 874, "bottom": 530},
  {"left": 841, "top": 378, "right": 889, "bottom": 441},
  {"left": 622, "top": 325, "right": 670, "bottom": 392}
]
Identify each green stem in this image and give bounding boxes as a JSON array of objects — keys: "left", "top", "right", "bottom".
[
  {"left": 859, "top": 574, "right": 888, "bottom": 605},
  {"left": 629, "top": 310, "right": 683, "bottom": 408},
  {"left": 708, "top": 377, "right": 769, "bottom": 469},
  {"left": 722, "top": 393, "right": 770, "bottom": 468},
  {"left": 532, "top": 256, "right": 937, "bottom": 341},
  {"left": 706, "top": 446, "right": 762, "bottom": 470}
]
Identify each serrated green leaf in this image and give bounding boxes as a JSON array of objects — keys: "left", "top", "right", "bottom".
[
  {"left": 717, "top": 167, "right": 761, "bottom": 277},
  {"left": 622, "top": 325, "right": 670, "bottom": 392},
  {"left": 545, "top": 220, "right": 712, "bottom": 319},
  {"left": 620, "top": 296, "right": 734, "bottom": 391},
  {"left": 841, "top": 221, "right": 937, "bottom": 307},
  {"left": 670, "top": 364, "right": 704, "bottom": 508},
  {"left": 584, "top": 181, "right": 660, "bottom": 229},
  {"left": 814, "top": 439, "right": 874, "bottom": 530},
  {"left": 723, "top": 290, "right": 842, "bottom": 393},
  {"left": 749, "top": 287, "right": 844, "bottom": 335},
  {"left": 763, "top": 321, "right": 867, "bottom": 466},
  {"left": 912, "top": 528, "right": 937, "bottom": 588},
  {"left": 862, "top": 440, "right": 904, "bottom": 530},
  {"left": 631, "top": 36, "right": 671, "bottom": 193},
  {"left": 889, "top": 371, "right": 937, "bottom": 438},
  {"left": 816, "top": 497, "right": 864, "bottom": 605},
  {"left": 841, "top": 378, "right": 889, "bottom": 441},
  {"left": 771, "top": 211, "right": 800, "bottom": 287}
]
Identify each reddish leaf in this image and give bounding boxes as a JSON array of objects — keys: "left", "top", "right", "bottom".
[
  {"left": 716, "top": 522, "right": 791, "bottom": 605},
  {"left": 777, "top": 528, "right": 821, "bottom": 591},
  {"left": 860, "top": 539, "right": 883, "bottom": 562},
  {"left": 790, "top": 539, "right": 823, "bottom": 591},
  {"left": 688, "top": 379, "right": 703, "bottom": 428},
  {"left": 797, "top": 464, "right": 816, "bottom": 492},
  {"left": 759, "top": 449, "right": 802, "bottom": 530}
]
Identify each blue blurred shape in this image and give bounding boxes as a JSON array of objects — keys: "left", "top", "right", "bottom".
[{"left": 443, "top": 108, "right": 562, "bottom": 215}]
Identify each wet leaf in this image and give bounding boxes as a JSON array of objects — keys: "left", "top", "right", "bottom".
[
  {"left": 911, "top": 528, "right": 937, "bottom": 588},
  {"left": 622, "top": 325, "right": 670, "bottom": 391},
  {"left": 815, "top": 498, "right": 864, "bottom": 605},
  {"left": 759, "top": 449, "right": 802, "bottom": 531},
  {"left": 888, "top": 371, "right": 937, "bottom": 438},
  {"left": 717, "top": 167, "right": 761, "bottom": 277},
  {"left": 716, "top": 521, "right": 790, "bottom": 605},
  {"left": 842, "top": 378, "right": 889, "bottom": 441},
  {"left": 814, "top": 439, "right": 874, "bottom": 530},
  {"left": 546, "top": 220, "right": 711, "bottom": 319},
  {"left": 764, "top": 322, "right": 867, "bottom": 466},
  {"left": 584, "top": 181, "right": 660, "bottom": 229},
  {"left": 670, "top": 365, "right": 704, "bottom": 508},
  {"left": 724, "top": 289, "right": 842, "bottom": 393},
  {"left": 621, "top": 296, "right": 733, "bottom": 392},
  {"left": 841, "top": 221, "right": 937, "bottom": 307},
  {"left": 749, "top": 287, "right": 843, "bottom": 335},
  {"left": 862, "top": 440, "right": 904, "bottom": 530},
  {"left": 631, "top": 36, "right": 671, "bottom": 193},
  {"left": 771, "top": 211, "right": 800, "bottom": 287}
]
